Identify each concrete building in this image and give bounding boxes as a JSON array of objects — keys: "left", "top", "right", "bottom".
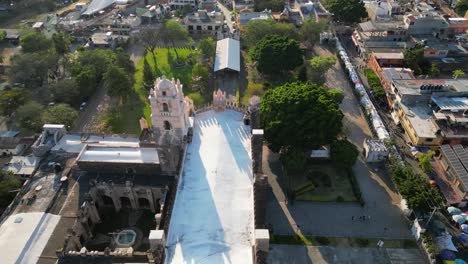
[
  {"left": 363, "top": 139, "right": 388, "bottom": 163},
  {"left": 238, "top": 10, "right": 273, "bottom": 26},
  {"left": 368, "top": 52, "right": 405, "bottom": 72},
  {"left": 352, "top": 20, "right": 408, "bottom": 55},
  {"left": 389, "top": 79, "right": 468, "bottom": 147},
  {"left": 168, "top": 0, "right": 196, "bottom": 9},
  {"left": 0, "top": 137, "right": 33, "bottom": 156},
  {"left": 435, "top": 144, "right": 468, "bottom": 205},
  {"left": 3, "top": 156, "right": 41, "bottom": 179},
  {"left": 181, "top": 10, "right": 224, "bottom": 35},
  {"left": 366, "top": 0, "right": 403, "bottom": 21}
]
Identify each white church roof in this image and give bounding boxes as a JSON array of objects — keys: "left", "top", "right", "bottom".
[
  {"left": 77, "top": 146, "right": 160, "bottom": 164},
  {"left": 214, "top": 38, "right": 240, "bottom": 72}
]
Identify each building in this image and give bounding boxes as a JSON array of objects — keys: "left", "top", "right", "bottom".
[
  {"left": 366, "top": 0, "right": 403, "bottom": 21},
  {"left": 2, "top": 156, "right": 41, "bottom": 179},
  {"left": 363, "top": 139, "right": 388, "bottom": 163},
  {"left": 389, "top": 79, "right": 468, "bottom": 147},
  {"left": 136, "top": 6, "right": 166, "bottom": 24},
  {"left": 181, "top": 10, "right": 224, "bottom": 35},
  {"left": 379, "top": 67, "right": 415, "bottom": 91},
  {"left": 90, "top": 32, "right": 128, "bottom": 49},
  {"left": 404, "top": 13, "right": 449, "bottom": 39},
  {"left": 238, "top": 10, "right": 273, "bottom": 26},
  {"left": 352, "top": 20, "right": 408, "bottom": 55},
  {"left": 94, "top": 12, "right": 141, "bottom": 35},
  {"left": 214, "top": 38, "right": 240, "bottom": 73},
  {"left": 368, "top": 52, "right": 405, "bottom": 72},
  {"left": 168, "top": 0, "right": 196, "bottom": 9},
  {"left": 0, "top": 137, "right": 33, "bottom": 156},
  {"left": 435, "top": 144, "right": 468, "bottom": 205}
]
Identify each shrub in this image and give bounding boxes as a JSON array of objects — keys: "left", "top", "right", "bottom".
[
  {"left": 355, "top": 238, "right": 370, "bottom": 247},
  {"left": 316, "top": 236, "right": 331, "bottom": 245},
  {"left": 336, "top": 196, "right": 344, "bottom": 202}
]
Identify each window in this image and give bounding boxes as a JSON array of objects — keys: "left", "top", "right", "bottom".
[
  {"left": 162, "top": 91, "right": 166, "bottom": 96},
  {"left": 196, "top": 25, "right": 202, "bottom": 30},
  {"left": 164, "top": 120, "right": 171, "bottom": 130},
  {"left": 163, "top": 103, "right": 169, "bottom": 112},
  {"left": 208, "top": 25, "right": 212, "bottom": 30},
  {"left": 425, "top": 138, "right": 433, "bottom": 142},
  {"left": 188, "top": 25, "right": 193, "bottom": 30}
]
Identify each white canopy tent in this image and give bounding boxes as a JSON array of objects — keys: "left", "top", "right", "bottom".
[{"left": 214, "top": 38, "right": 240, "bottom": 73}]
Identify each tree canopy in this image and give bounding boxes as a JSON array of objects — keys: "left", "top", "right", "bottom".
[
  {"left": 0, "top": 170, "right": 21, "bottom": 209},
  {"left": 143, "top": 57, "right": 154, "bottom": 90},
  {"left": 52, "top": 32, "right": 72, "bottom": 56},
  {"left": 243, "top": 19, "right": 298, "bottom": 47},
  {"left": 331, "top": 139, "right": 358, "bottom": 169},
  {"left": 261, "top": 82, "right": 343, "bottom": 152},
  {"left": 16, "top": 101, "right": 44, "bottom": 132},
  {"left": 418, "top": 150, "right": 435, "bottom": 174},
  {"left": 49, "top": 79, "right": 80, "bottom": 105},
  {"left": 104, "top": 65, "right": 133, "bottom": 102},
  {"left": 160, "top": 20, "right": 191, "bottom": 62},
  {"left": 391, "top": 164, "right": 444, "bottom": 212},
  {"left": 326, "top": 0, "right": 368, "bottom": 23},
  {"left": 308, "top": 56, "right": 336, "bottom": 84},
  {"left": 300, "top": 19, "right": 328, "bottom": 46},
  {"left": 0, "top": 88, "right": 28, "bottom": 116},
  {"left": 254, "top": 0, "right": 284, "bottom": 12},
  {"left": 453, "top": 69, "right": 465, "bottom": 80},
  {"left": 250, "top": 35, "right": 303, "bottom": 75},
  {"left": 20, "top": 32, "right": 54, "bottom": 53},
  {"left": 192, "top": 63, "right": 209, "bottom": 93},
  {"left": 455, "top": 0, "right": 468, "bottom": 16},
  {"left": 197, "top": 37, "right": 215, "bottom": 61},
  {"left": 327, "top": 88, "right": 345, "bottom": 104},
  {"left": 403, "top": 44, "right": 429, "bottom": 75},
  {"left": 42, "top": 103, "right": 78, "bottom": 129},
  {"left": 9, "top": 52, "right": 58, "bottom": 89}
]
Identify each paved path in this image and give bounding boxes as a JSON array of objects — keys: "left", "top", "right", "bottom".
[
  {"left": 264, "top": 45, "right": 413, "bottom": 239},
  {"left": 268, "top": 245, "right": 426, "bottom": 264}
]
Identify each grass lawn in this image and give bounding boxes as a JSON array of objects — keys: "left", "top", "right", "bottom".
[
  {"left": 270, "top": 234, "right": 418, "bottom": 249},
  {"left": 290, "top": 164, "right": 357, "bottom": 202},
  {"left": 109, "top": 47, "right": 198, "bottom": 134}
]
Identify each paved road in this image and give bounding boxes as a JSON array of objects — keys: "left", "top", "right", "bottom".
[
  {"left": 217, "top": 2, "right": 233, "bottom": 33},
  {"left": 268, "top": 245, "right": 426, "bottom": 264},
  {"left": 265, "top": 45, "right": 413, "bottom": 239}
]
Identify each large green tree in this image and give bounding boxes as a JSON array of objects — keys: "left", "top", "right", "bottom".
[
  {"left": 42, "top": 103, "right": 78, "bottom": 128},
  {"left": 49, "top": 79, "right": 80, "bottom": 105},
  {"left": 192, "top": 63, "right": 209, "bottom": 93},
  {"left": 143, "top": 57, "right": 154, "bottom": 90},
  {"left": 197, "top": 37, "right": 215, "bottom": 62},
  {"left": 0, "top": 170, "right": 21, "bottom": 208},
  {"left": 299, "top": 18, "right": 328, "bottom": 46},
  {"left": 9, "top": 52, "right": 58, "bottom": 89},
  {"left": 455, "top": 0, "right": 468, "bottom": 16},
  {"left": 52, "top": 32, "right": 72, "bottom": 56},
  {"left": 139, "top": 29, "right": 159, "bottom": 66},
  {"left": 403, "top": 44, "right": 429, "bottom": 75},
  {"left": 331, "top": 139, "right": 359, "bottom": 169},
  {"left": 308, "top": 56, "right": 336, "bottom": 84},
  {"left": 0, "top": 88, "right": 28, "bottom": 116},
  {"left": 418, "top": 150, "right": 435, "bottom": 174},
  {"left": 326, "top": 0, "right": 368, "bottom": 23},
  {"left": 104, "top": 65, "right": 132, "bottom": 102},
  {"left": 243, "top": 19, "right": 299, "bottom": 47},
  {"left": 250, "top": 35, "right": 303, "bottom": 75},
  {"left": 20, "top": 32, "right": 54, "bottom": 53},
  {"left": 261, "top": 82, "right": 343, "bottom": 152},
  {"left": 160, "top": 20, "right": 191, "bottom": 63},
  {"left": 16, "top": 101, "right": 44, "bottom": 132}
]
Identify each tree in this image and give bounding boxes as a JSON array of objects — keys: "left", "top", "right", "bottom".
[
  {"left": 254, "top": 0, "right": 284, "bottom": 12},
  {"left": 453, "top": 69, "right": 465, "bottom": 80},
  {"left": 16, "top": 101, "right": 44, "bottom": 132},
  {"left": 20, "top": 32, "right": 54, "bottom": 53},
  {"left": 308, "top": 56, "right": 336, "bottom": 84},
  {"left": 0, "top": 88, "right": 28, "bottom": 116},
  {"left": 430, "top": 63, "right": 440, "bottom": 77},
  {"left": 160, "top": 20, "right": 191, "bottom": 63},
  {"left": 139, "top": 29, "right": 159, "bottom": 66},
  {"left": 243, "top": 19, "right": 299, "bottom": 47},
  {"left": 455, "top": 0, "right": 468, "bottom": 16},
  {"left": 331, "top": 139, "right": 358, "bottom": 169},
  {"left": 192, "top": 63, "right": 209, "bottom": 93},
  {"left": 403, "top": 45, "right": 429, "bottom": 75},
  {"left": 42, "top": 103, "right": 78, "bottom": 129},
  {"left": 175, "top": 4, "right": 194, "bottom": 17},
  {"left": 326, "top": 0, "right": 368, "bottom": 23},
  {"left": 261, "top": 82, "right": 343, "bottom": 152},
  {"left": 300, "top": 18, "right": 328, "bottom": 46},
  {"left": 328, "top": 88, "right": 344, "bottom": 104},
  {"left": 197, "top": 37, "right": 215, "bottom": 62},
  {"left": 74, "top": 65, "right": 98, "bottom": 98},
  {"left": 250, "top": 35, "right": 303, "bottom": 75},
  {"left": 104, "top": 66, "right": 132, "bottom": 102},
  {"left": 418, "top": 150, "right": 435, "bottom": 174},
  {"left": 143, "top": 57, "right": 154, "bottom": 90},
  {"left": 9, "top": 52, "right": 58, "bottom": 89},
  {"left": 49, "top": 79, "right": 80, "bottom": 105},
  {"left": 0, "top": 170, "right": 21, "bottom": 208},
  {"left": 52, "top": 32, "right": 72, "bottom": 56},
  {"left": 115, "top": 48, "right": 135, "bottom": 76},
  {"left": 390, "top": 164, "right": 444, "bottom": 212}
]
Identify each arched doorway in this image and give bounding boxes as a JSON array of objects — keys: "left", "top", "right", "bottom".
[
  {"left": 164, "top": 121, "right": 171, "bottom": 130},
  {"left": 102, "top": 195, "right": 113, "bottom": 206},
  {"left": 138, "top": 197, "right": 150, "bottom": 209},
  {"left": 120, "top": 196, "right": 131, "bottom": 208}
]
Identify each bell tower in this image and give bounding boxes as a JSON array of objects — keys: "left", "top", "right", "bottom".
[{"left": 149, "top": 76, "right": 193, "bottom": 148}]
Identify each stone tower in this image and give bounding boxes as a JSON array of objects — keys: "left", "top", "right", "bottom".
[{"left": 149, "top": 76, "right": 193, "bottom": 147}]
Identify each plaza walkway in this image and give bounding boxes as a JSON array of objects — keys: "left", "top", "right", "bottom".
[{"left": 165, "top": 110, "right": 255, "bottom": 264}]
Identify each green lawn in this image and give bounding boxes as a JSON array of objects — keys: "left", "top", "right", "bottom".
[{"left": 110, "top": 47, "right": 198, "bottom": 134}]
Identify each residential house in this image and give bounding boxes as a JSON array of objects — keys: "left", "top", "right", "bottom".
[
  {"left": 181, "top": 10, "right": 224, "bottom": 35},
  {"left": 368, "top": 52, "right": 405, "bottom": 72},
  {"left": 352, "top": 20, "right": 408, "bottom": 55},
  {"left": 3, "top": 156, "right": 41, "bottom": 179},
  {"left": 447, "top": 17, "right": 468, "bottom": 38},
  {"left": 168, "top": 0, "right": 196, "bottom": 9},
  {"left": 136, "top": 6, "right": 166, "bottom": 24},
  {"left": 238, "top": 10, "right": 272, "bottom": 27},
  {"left": 93, "top": 12, "right": 141, "bottom": 35},
  {"left": 1, "top": 29, "right": 21, "bottom": 45},
  {"left": 366, "top": 0, "right": 404, "bottom": 21},
  {"left": 435, "top": 144, "right": 468, "bottom": 205},
  {"left": 90, "top": 32, "right": 128, "bottom": 49},
  {"left": 389, "top": 79, "right": 468, "bottom": 147},
  {"left": 0, "top": 137, "right": 33, "bottom": 156}
]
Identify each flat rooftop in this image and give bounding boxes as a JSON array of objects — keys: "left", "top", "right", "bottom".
[
  {"left": 393, "top": 79, "right": 468, "bottom": 95},
  {"left": 77, "top": 146, "right": 160, "bottom": 164},
  {"left": 373, "top": 52, "right": 404, "bottom": 60},
  {"left": 165, "top": 110, "right": 254, "bottom": 264},
  {"left": 400, "top": 102, "right": 439, "bottom": 139},
  {"left": 52, "top": 134, "right": 140, "bottom": 153}
]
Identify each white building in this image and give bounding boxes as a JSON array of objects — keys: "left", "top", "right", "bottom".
[
  {"left": 149, "top": 76, "right": 194, "bottom": 147},
  {"left": 169, "top": 0, "right": 196, "bottom": 9},
  {"left": 363, "top": 139, "right": 388, "bottom": 163},
  {"left": 182, "top": 10, "right": 224, "bottom": 35}
]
